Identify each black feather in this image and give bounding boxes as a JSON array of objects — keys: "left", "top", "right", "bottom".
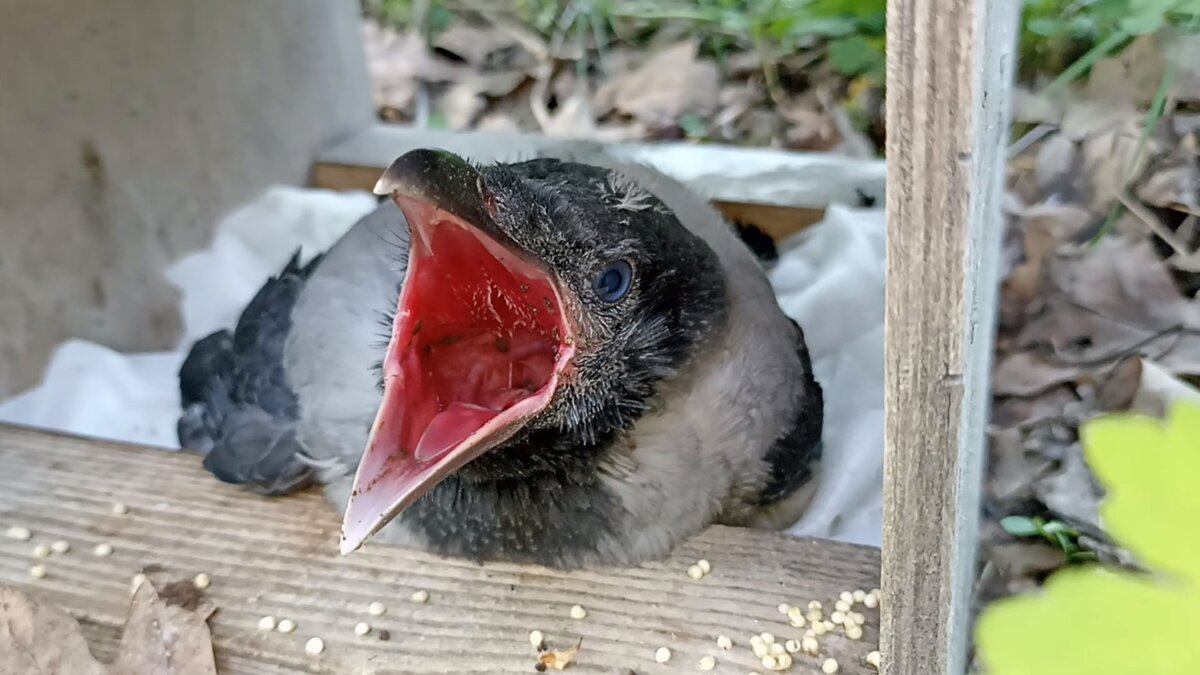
[{"left": 176, "top": 249, "right": 323, "bottom": 495}]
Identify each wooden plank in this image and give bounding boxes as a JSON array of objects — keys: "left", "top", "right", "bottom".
[
  {"left": 312, "top": 123, "right": 886, "bottom": 240},
  {"left": 0, "top": 425, "right": 882, "bottom": 674},
  {"left": 880, "top": 0, "right": 1018, "bottom": 673}
]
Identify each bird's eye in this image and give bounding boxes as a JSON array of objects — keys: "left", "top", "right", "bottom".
[{"left": 593, "top": 260, "right": 633, "bottom": 303}]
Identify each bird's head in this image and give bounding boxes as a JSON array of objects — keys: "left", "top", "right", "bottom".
[{"left": 340, "top": 149, "right": 728, "bottom": 553}]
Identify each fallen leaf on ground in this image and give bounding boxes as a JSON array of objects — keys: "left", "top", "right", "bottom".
[
  {"left": 599, "top": 40, "right": 719, "bottom": 130},
  {"left": 537, "top": 638, "right": 582, "bottom": 671},
  {"left": 0, "top": 586, "right": 106, "bottom": 675},
  {"left": 993, "top": 351, "right": 1083, "bottom": 397},
  {"left": 1017, "top": 237, "right": 1200, "bottom": 373},
  {"left": 364, "top": 21, "right": 467, "bottom": 114},
  {"left": 0, "top": 578, "right": 217, "bottom": 675},
  {"left": 110, "top": 579, "right": 217, "bottom": 675},
  {"left": 1085, "top": 34, "right": 1168, "bottom": 108},
  {"left": 432, "top": 20, "right": 519, "bottom": 68}
]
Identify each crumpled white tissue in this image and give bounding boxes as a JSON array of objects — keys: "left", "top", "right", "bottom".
[{"left": 0, "top": 189, "right": 885, "bottom": 547}]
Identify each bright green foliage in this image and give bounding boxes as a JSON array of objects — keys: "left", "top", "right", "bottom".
[{"left": 976, "top": 403, "right": 1200, "bottom": 675}]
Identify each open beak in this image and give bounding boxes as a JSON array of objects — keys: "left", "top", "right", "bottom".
[{"left": 340, "top": 150, "right": 576, "bottom": 554}]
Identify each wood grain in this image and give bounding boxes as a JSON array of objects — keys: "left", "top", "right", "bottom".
[
  {"left": 0, "top": 425, "right": 881, "bottom": 674},
  {"left": 880, "top": 0, "right": 1018, "bottom": 674}
]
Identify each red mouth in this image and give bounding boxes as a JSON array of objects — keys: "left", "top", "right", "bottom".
[{"left": 340, "top": 195, "right": 575, "bottom": 554}]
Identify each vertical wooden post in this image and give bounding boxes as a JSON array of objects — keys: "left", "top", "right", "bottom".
[{"left": 881, "top": 0, "right": 1018, "bottom": 673}]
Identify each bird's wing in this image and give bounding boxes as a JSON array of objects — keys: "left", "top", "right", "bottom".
[{"left": 283, "top": 199, "right": 410, "bottom": 478}]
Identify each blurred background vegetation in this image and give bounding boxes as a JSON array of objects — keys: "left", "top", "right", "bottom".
[{"left": 359, "top": 0, "right": 1199, "bottom": 155}]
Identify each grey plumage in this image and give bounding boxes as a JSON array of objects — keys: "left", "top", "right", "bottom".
[{"left": 178, "top": 150, "right": 823, "bottom": 568}]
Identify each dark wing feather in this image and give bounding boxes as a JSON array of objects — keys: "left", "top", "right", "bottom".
[{"left": 176, "top": 249, "right": 322, "bottom": 495}]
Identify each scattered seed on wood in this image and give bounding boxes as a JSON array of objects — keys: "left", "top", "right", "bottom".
[
  {"left": 835, "top": 600, "right": 851, "bottom": 613},
  {"left": 752, "top": 641, "right": 769, "bottom": 658},
  {"left": 92, "top": 543, "right": 113, "bottom": 557},
  {"left": 410, "top": 589, "right": 429, "bottom": 603},
  {"left": 853, "top": 589, "right": 867, "bottom": 603},
  {"left": 822, "top": 657, "right": 839, "bottom": 673},
  {"left": 569, "top": 604, "right": 587, "bottom": 619},
  {"left": 777, "top": 603, "right": 791, "bottom": 614},
  {"left": 801, "top": 637, "right": 819, "bottom": 654},
  {"left": 655, "top": 647, "right": 671, "bottom": 663},
  {"left": 776, "top": 654, "right": 793, "bottom": 669},
  {"left": 831, "top": 611, "right": 846, "bottom": 625},
  {"left": 698, "top": 655, "right": 716, "bottom": 671},
  {"left": 806, "top": 609, "right": 823, "bottom": 623},
  {"left": 769, "top": 642, "right": 785, "bottom": 656},
  {"left": 760, "top": 632, "right": 774, "bottom": 644},
  {"left": 5, "top": 526, "right": 32, "bottom": 541},
  {"left": 866, "top": 650, "right": 882, "bottom": 669},
  {"left": 277, "top": 619, "right": 297, "bottom": 633},
  {"left": 787, "top": 606, "right": 806, "bottom": 627},
  {"left": 716, "top": 634, "right": 732, "bottom": 650},
  {"left": 785, "top": 639, "right": 800, "bottom": 654},
  {"left": 812, "top": 622, "right": 828, "bottom": 636},
  {"left": 846, "top": 625, "right": 864, "bottom": 640},
  {"left": 537, "top": 638, "right": 582, "bottom": 671},
  {"left": 863, "top": 594, "right": 879, "bottom": 609},
  {"left": 258, "top": 616, "right": 277, "bottom": 631},
  {"left": 823, "top": 620, "right": 836, "bottom": 632},
  {"left": 838, "top": 591, "right": 854, "bottom": 604},
  {"left": 687, "top": 564, "right": 705, "bottom": 580},
  {"left": 192, "top": 573, "right": 211, "bottom": 589},
  {"left": 50, "top": 540, "right": 70, "bottom": 554},
  {"left": 697, "top": 559, "right": 711, "bottom": 574},
  {"left": 32, "top": 544, "right": 51, "bottom": 558},
  {"left": 354, "top": 621, "right": 371, "bottom": 636},
  {"left": 29, "top": 564, "right": 47, "bottom": 579},
  {"left": 368, "top": 601, "right": 386, "bottom": 616},
  {"left": 111, "top": 502, "right": 129, "bottom": 516},
  {"left": 807, "top": 600, "right": 822, "bottom": 611},
  {"left": 760, "top": 654, "right": 778, "bottom": 670},
  {"left": 529, "top": 629, "right": 546, "bottom": 650},
  {"left": 849, "top": 612, "right": 866, "bottom": 625},
  {"left": 304, "top": 637, "right": 324, "bottom": 656}
]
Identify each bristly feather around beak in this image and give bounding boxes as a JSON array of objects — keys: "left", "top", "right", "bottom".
[{"left": 341, "top": 150, "right": 577, "bottom": 554}]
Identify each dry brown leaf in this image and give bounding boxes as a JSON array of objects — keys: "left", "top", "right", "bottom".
[
  {"left": 1033, "top": 442, "right": 1104, "bottom": 535},
  {"left": 0, "top": 586, "right": 107, "bottom": 675},
  {"left": 432, "top": 20, "right": 518, "bottom": 67},
  {"left": 0, "top": 579, "right": 216, "bottom": 675},
  {"left": 537, "top": 638, "right": 582, "bottom": 671},
  {"left": 1124, "top": 356, "right": 1200, "bottom": 417},
  {"left": 1166, "top": 32, "right": 1200, "bottom": 103},
  {"left": 600, "top": 40, "right": 719, "bottom": 129},
  {"left": 993, "top": 351, "right": 1083, "bottom": 397},
  {"left": 1085, "top": 34, "right": 1168, "bottom": 108},
  {"left": 364, "top": 21, "right": 467, "bottom": 113},
  {"left": 109, "top": 579, "right": 217, "bottom": 675},
  {"left": 1016, "top": 237, "right": 1200, "bottom": 372},
  {"left": 987, "top": 426, "right": 1057, "bottom": 504}
]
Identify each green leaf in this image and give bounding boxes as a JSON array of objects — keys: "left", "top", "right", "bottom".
[
  {"left": 1000, "top": 516, "right": 1042, "bottom": 538},
  {"left": 977, "top": 403, "right": 1200, "bottom": 675},
  {"left": 827, "top": 34, "right": 882, "bottom": 76}
]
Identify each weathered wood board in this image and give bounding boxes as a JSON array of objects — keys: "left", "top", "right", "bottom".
[
  {"left": 881, "top": 0, "right": 1018, "bottom": 673},
  {"left": 0, "top": 425, "right": 882, "bottom": 673}
]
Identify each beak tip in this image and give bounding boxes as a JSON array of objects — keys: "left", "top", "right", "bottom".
[{"left": 372, "top": 176, "right": 394, "bottom": 197}]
